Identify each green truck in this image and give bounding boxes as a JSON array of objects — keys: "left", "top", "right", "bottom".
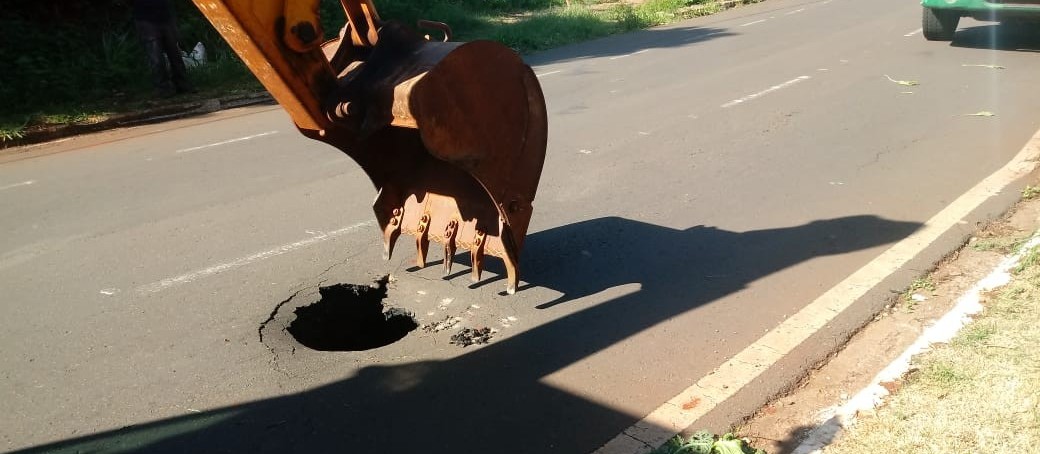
[{"left": 922, "top": 0, "right": 1040, "bottom": 41}]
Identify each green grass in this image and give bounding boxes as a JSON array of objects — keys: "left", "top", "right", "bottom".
[
  {"left": 0, "top": 119, "right": 29, "bottom": 142},
  {"left": 972, "top": 236, "right": 1028, "bottom": 254},
  {"left": 902, "top": 276, "right": 936, "bottom": 311},
  {"left": 3, "top": 0, "right": 725, "bottom": 143},
  {"left": 0, "top": 55, "right": 260, "bottom": 143},
  {"left": 951, "top": 324, "right": 995, "bottom": 348},
  {"left": 1012, "top": 244, "right": 1040, "bottom": 275},
  {"left": 1022, "top": 185, "right": 1040, "bottom": 200}
]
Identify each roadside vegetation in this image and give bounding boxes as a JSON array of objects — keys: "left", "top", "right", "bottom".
[
  {"left": 1, "top": 0, "right": 737, "bottom": 143},
  {"left": 652, "top": 431, "right": 767, "bottom": 453},
  {"left": 823, "top": 238, "right": 1040, "bottom": 453}
]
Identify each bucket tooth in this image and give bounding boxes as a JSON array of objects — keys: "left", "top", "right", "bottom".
[
  {"left": 415, "top": 214, "right": 431, "bottom": 268},
  {"left": 443, "top": 220, "right": 458, "bottom": 276},
  {"left": 470, "top": 230, "right": 486, "bottom": 282},
  {"left": 382, "top": 207, "right": 404, "bottom": 260},
  {"left": 503, "top": 257, "right": 518, "bottom": 295}
]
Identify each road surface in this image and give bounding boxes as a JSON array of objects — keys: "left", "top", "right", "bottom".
[{"left": 2, "top": 0, "right": 1038, "bottom": 452}]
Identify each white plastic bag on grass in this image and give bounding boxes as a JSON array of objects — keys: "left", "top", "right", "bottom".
[{"left": 182, "top": 42, "right": 207, "bottom": 69}]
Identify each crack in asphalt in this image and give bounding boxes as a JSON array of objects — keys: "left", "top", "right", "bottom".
[
  {"left": 258, "top": 287, "right": 306, "bottom": 376},
  {"left": 256, "top": 250, "right": 388, "bottom": 373},
  {"left": 622, "top": 432, "right": 654, "bottom": 449}
]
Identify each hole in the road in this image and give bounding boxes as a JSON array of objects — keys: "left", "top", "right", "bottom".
[{"left": 287, "top": 277, "right": 418, "bottom": 351}]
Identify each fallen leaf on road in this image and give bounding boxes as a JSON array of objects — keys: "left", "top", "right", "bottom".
[
  {"left": 884, "top": 75, "right": 919, "bottom": 86},
  {"left": 962, "top": 64, "right": 1006, "bottom": 70},
  {"left": 966, "top": 111, "right": 996, "bottom": 117}
]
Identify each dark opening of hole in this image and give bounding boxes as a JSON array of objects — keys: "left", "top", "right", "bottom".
[{"left": 287, "top": 278, "right": 417, "bottom": 351}]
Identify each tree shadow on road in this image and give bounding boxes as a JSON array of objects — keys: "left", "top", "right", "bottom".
[
  {"left": 527, "top": 25, "right": 736, "bottom": 66},
  {"left": 16, "top": 215, "right": 919, "bottom": 454}
]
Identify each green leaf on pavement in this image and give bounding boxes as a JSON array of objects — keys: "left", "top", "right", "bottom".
[{"left": 884, "top": 75, "right": 919, "bottom": 86}]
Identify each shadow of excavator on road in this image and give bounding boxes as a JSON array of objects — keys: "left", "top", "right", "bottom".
[{"left": 19, "top": 215, "right": 919, "bottom": 454}]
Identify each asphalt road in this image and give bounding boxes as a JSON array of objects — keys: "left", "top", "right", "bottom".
[{"left": 2, "top": 0, "right": 1039, "bottom": 452}]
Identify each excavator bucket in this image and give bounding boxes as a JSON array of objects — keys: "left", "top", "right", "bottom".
[{"left": 192, "top": 0, "right": 548, "bottom": 294}]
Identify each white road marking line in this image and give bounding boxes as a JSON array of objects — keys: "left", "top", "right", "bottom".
[
  {"left": 792, "top": 235, "right": 1039, "bottom": 454},
  {"left": 904, "top": 28, "right": 923, "bottom": 37},
  {"left": 785, "top": 8, "right": 805, "bottom": 15},
  {"left": 536, "top": 70, "right": 561, "bottom": 78},
  {"left": 610, "top": 49, "right": 649, "bottom": 60},
  {"left": 99, "top": 288, "right": 120, "bottom": 296},
  {"left": 175, "top": 130, "right": 279, "bottom": 154},
  {"left": 0, "top": 180, "right": 35, "bottom": 191},
  {"left": 721, "top": 75, "right": 811, "bottom": 108},
  {"left": 593, "top": 126, "right": 1040, "bottom": 454},
  {"left": 135, "top": 221, "right": 374, "bottom": 294},
  {"left": 741, "top": 19, "right": 767, "bottom": 27}
]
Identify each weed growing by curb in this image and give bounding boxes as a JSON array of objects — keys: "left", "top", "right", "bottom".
[{"left": 902, "top": 277, "right": 935, "bottom": 311}]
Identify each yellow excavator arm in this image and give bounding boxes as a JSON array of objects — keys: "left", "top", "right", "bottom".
[{"left": 191, "top": 0, "right": 548, "bottom": 294}]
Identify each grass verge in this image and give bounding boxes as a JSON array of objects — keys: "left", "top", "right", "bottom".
[
  {"left": 823, "top": 239, "right": 1040, "bottom": 453},
  {"left": 3, "top": 0, "right": 741, "bottom": 144}
]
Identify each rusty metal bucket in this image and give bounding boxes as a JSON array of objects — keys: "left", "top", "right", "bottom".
[{"left": 193, "top": 0, "right": 547, "bottom": 294}]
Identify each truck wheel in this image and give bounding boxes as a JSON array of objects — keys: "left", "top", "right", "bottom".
[{"left": 922, "top": 7, "right": 959, "bottom": 41}]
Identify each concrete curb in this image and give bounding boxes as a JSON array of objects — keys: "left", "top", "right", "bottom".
[
  {"left": 1, "top": 91, "right": 274, "bottom": 151},
  {"left": 595, "top": 127, "right": 1040, "bottom": 453}
]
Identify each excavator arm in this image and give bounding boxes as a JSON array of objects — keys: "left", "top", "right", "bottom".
[{"left": 191, "top": 0, "right": 548, "bottom": 294}]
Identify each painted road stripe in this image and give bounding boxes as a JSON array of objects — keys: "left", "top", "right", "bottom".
[
  {"left": 741, "top": 19, "right": 767, "bottom": 27},
  {"left": 904, "top": 28, "right": 923, "bottom": 37},
  {"left": 594, "top": 126, "right": 1040, "bottom": 454},
  {"left": 721, "top": 76, "right": 811, "bottom": 108},
  {"left": 0, "top": 180, "right": 36, "bottom": 191},
  {"left": 785, "top": 8, "right": 805, "bottom": 15},
  {"left": 536, "top": 70, "right": 562, "bottom": 78},
  {"left": 610, "top": 49, "right": 650, "bottom": 60},
  {"left": 175, "top": 130, "right": 279, "bottom": 153},
  {"left": 135, "top": 221, "right": 374, "bottom": 294}
]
